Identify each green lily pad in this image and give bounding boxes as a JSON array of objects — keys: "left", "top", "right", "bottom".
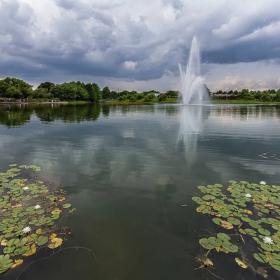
[
  {"left": 227, "top": 217, "right": 241, "bottom": 225},
  {"left": 199, "top": 238, "right": 215, "bottom": 250},
  {"left": 3, "top": 246, "right": 15, "bottom": 254},
  {"left": 208, "top": 237, "right": 223, "bottom": 247},
  {"left": 254, "top": 253, "right": 268, "bottom": 263},
  {"left": 14, "top": 246, "right": 29, "bottom": 255},
  {"left": 37, "top": 236, "right": 49, "bottom": 246},
  {"left": 217, "top": 233, "right": 231, "bottom": 241},
  {"left": 258, "top": 228, "right": 271, "bottom": 236},
  {"left": 270, "top": 259, "right": 280, "bottom": 271},
  {"left": 0, "top": 254, "right": 13, "bottom": 274},
  {"left": 212, "top": 218, "right": 221, "bottom": 225},
  {"left": 244, "top": 228, "right": 257, "bottom": 236},
  {"left": 62, "top": 204, "right": 72, "bottom": 209},
  {"left": 222, "top": 241, "right": 238, "bottom": 253}
]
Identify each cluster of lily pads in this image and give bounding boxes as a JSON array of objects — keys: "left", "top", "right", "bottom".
[
  {"left": 0, "top": 164, "right": 74, "bottom": 274},
  {"left": 192, "top": 180, "right": 280, "bottom": 276}
]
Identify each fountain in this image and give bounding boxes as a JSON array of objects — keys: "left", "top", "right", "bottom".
[{"left": 179, "top": 36, "right": 209, "bottom": 104}]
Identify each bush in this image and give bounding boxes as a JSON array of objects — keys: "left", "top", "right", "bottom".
[
  {"left": 158, "top": 94, "right": 167, "bottom": 102},
  {"left": 144, "top": 93, "right": 155, "bottom": 101}
]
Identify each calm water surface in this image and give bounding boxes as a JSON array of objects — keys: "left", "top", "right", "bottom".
[{"left": 1, "top": 103, "right": 280, "bottom": 280}]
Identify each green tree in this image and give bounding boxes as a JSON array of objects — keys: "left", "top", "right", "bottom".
[
  {"left": 50, "top": 83, "right": 88, "bottom": 101},
  {"left": 158, "top": 94, "right": 167, "bottom": 101},
  {"left": 2, "top": 77, "right": 33, "bottom": 98},
  {"left": 102, "top": 86, "right": 111, "bottom": 99},
  {"left": 6, "top": 86, "right": 22, "bottom": 99},
  {"left": 38, "top": 82, "right": 55, "bottom": 93},
  {"left": 85, "top": 83, "right": 102, "bottom": 103}
]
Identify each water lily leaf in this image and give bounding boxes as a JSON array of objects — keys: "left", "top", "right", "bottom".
[
  {"left": 222, "top": 241, "right": 238, "bottom": 253},
  {"left": 249, "top": 221, "right": 261, "bottom": 229},
  {"left": 244, "top": 209, "right": 253, "bottom": 215},
  {"left": 261, "top": 243, "right": 274, "bottom": 252},
  {"left": 11, "top": 259, "right": 23, "bottom": 269},
  {"left": 258, "top": 228, "right": 271, "bottom": 236},
  {"left": 212, "top": 218, "right": 222, "bottom": 225},
  {"left": 48, "top": 237, "right": 63, "bottom": 249},
  {"left": 217, "top": 233, "right": 231, "bottom": 241},
  {"left": 62, "top": 204, "right": 71, "bottom": 209},
  {"left": 215, "top": 247, "right": 229, "bottom": 254},
  {"left": 208, "top": 237, "right": 223, "bottom": 247},
  {"left": 14, "top": 246, "right": 29, "bottom": 256},
  {"left": 3, "top": 246, "right": 15, "bottom": 254},
  {"left": 1, "top": 240, "right": 7, "bottom": 246},
  {"left": 50, "top": 233, "right": 57, "bottom": 240},
  {"left": 244, "top": 228, "right": 257, "bottom": 236},
  {"left": 235, "top": 258, "right": 248, "bottom": 269},
  {"left": 270, "top": 259, "right": 280, "bottom": 271},
  {"left": 22, "top": 244, "right": 36, "bottom": 257},
  {"left": 0, "top": 254, "right": 13, "bottom": 274},
  {"left": 51, "top": 214, "right": 60, "bottom": 220},
  {"left": 199, "top": 238, "right": 215, "bottom": 250},
  {"left": 227, "top": 217, "right": 241, "bottom": 225},
  {"left": 37, "top": 236, "right": 48, "bottom": 246},
  {"left": 220, "top": 220, "right": 234, "bottom": 230},
  {"left": 51, "top": 208, "right": 62, "bottom": 215}
]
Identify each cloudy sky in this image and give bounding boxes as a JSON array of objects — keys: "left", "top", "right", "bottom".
[{"left": 0, "top": 0, "right": 280, "bottom": 92}]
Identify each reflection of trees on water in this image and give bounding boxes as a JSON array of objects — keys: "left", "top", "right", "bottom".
[
  {"left": 0, "top": 104, "right": 106, "bottom": 127},
  {"left": 0, "top": 104, "right": 33, "bottom": 128},
  {"left": 34, "top": 104, "right": 101, "bottom": 123},
  {"left": 210, "top": 106, "right": 280, "bottom": 120}
]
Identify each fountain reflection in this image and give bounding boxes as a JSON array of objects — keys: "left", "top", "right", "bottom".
[{"left": 177, "top": 105, "right": 210, "bottom": 168}]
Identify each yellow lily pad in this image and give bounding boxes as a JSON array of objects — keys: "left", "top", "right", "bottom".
[
  {"left": 11, "top": 259, "right": 23, "bottom": 268},
  {"left": 22, "top": 244, "right": 36, "bottom": 257},
  {"left": 48, "top": 238, "right": 63, "bottom": 249},
  {"left": 235, "top": 258, "right": 248, "bottom": 269},
  {"left": 220, "top": 220, "right": 234, "bottom": 230}
]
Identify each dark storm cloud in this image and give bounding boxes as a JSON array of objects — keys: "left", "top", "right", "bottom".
[{"left": 0, "top": 0, "right": 280, "bottom": 87}]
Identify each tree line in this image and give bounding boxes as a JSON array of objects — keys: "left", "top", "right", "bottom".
[
  {"left": 212, "top": 89, "right": 280, "bottom": 102},
  {"left": 0, "top": 77, "right": 179, "bottom": 102}
]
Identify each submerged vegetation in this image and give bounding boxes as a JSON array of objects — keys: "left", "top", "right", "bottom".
[
  {"left": 0, "top": 165, "right": 74, "bottom": 274},
  {"left": 192, "top": 181, "right": 280, "bottom": 278}
]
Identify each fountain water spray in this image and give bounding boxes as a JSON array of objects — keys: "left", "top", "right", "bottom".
[{"left": 179, "top": 36, "right": 209, "bottom": 104}]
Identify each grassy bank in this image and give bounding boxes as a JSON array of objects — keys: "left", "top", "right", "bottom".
[{"left": 212, "top": 100, "right": 280, "bottom": 104}]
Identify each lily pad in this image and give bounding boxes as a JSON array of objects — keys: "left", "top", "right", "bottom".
[
  {"left": 199, "top": 238, "right": 215, "bottom": 250},
  {"left": 222, "top": 241, "right": 238, "bottom": 253},
  {"left": 208, "top": 237, "right": 223, "bottom": 247},
  {"left": 37, "top": 236, "right": 49, "bottom": 246},
  {"left": 217, "top": 233, "right": 231, "bottom": 241}
]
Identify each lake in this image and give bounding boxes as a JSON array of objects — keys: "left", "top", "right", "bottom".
[{"left": 1, "top": 103, "right": 280, "bottom": 280}]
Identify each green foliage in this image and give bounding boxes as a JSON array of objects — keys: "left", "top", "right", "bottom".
[
  {"left": 0, "top": 77, "right": 32, "bottom": 98},
  {"left": 37, "top": 82, "right": 55, "bottom": 93},
  {"left": 144, "top": 93, "right": 155, "bottom": 101},
  {"left": 51, "top": 82, "right": 88, "bottom": 101},
  {"left": 86, "top": 83, "right": 102, "bottom": 103},
  {"left": 158, "top": 94, "right": 167, "bottom": 102},
  {"left": 102, "top": 86, "right": 111, "bottom": 99}
]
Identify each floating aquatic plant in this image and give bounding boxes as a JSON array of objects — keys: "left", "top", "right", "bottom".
[
  {"left": 0, "top": 164, "right": 74, "bottom": 274},
  {"left": 192, "top": 180, "right": 280, "bottom": 277}
]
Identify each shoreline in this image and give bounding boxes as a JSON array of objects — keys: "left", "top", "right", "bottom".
[{"left": 1, "top": 100, "right": 280, "bottom": 105}]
